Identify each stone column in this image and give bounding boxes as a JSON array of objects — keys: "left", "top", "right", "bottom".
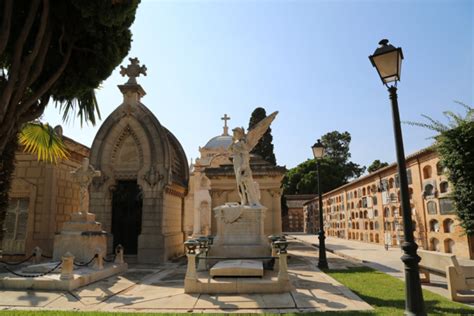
[
  {"left": 60, "top": 252, "right": 74, "bottom": 280},
  {"left": 193, "top": 205, "right": 201, "bottom": 236},
  {"left": 186, "top": 253, "right": 197, "bottom": 280},
  {"left": 278, "top": 252, "right": 289, "bottom": 282}
]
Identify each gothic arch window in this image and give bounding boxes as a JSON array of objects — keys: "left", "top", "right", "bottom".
[
  {"left": 423, "top": 165, "right": 432, "bottom": 179},
  {"left": 111, "top": 125, "right": 144, "bottom": 171},
  {"left": 384, "top": 207, "right": 390, "bottom": 218},
  {"left": 424, "top": 184, "right": 434, "bottom": 196},
  {"left": 374, "top": 221, "right": 379, "bottom": 230},
  {"left": 430, "top": 238, "right": 440, "bottom": 252},
  {"left": 440, "top": 182, "right": 449, "bottom": 193},
  {"left": 429, "top": 219, "right": 440, "bottom": 232},
  {"left": 443, "top": 218, "right": 455, "bottom": 233},
  {"left": 444, "top": 239, "right": 455, "bottom": 254},
  {"left": 374, "top": 209, "right": 379, "bottom": 217},
  {"left": 362, "top": 187, "right": 366, "bottom": 196},
  {"left": 436, "top": 162, "right": 444, "bottom": 175}
]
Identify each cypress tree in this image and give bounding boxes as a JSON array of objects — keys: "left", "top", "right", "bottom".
[{"left": 248, "top": 107, "right": 277, "bottom": 165}]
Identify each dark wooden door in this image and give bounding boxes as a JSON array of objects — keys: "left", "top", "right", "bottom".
[{"left": 112, "top": 180, "right": 142, "bottom": 254}]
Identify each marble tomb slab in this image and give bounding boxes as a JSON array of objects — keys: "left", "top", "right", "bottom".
[{"left": 210, "top": 260, "right": 263, "bottom": 277}]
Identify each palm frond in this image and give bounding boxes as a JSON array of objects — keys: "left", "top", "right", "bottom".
[
  {"left": 454, "top": 100, "right": 473, "bottom": 112},
  {"left": 19, "top": 122, "right": 69, "bottom": 163},
  {"left": 420, "top": 114, "right": 449, "bottom": 133},
  {"left": 443, "top": 111, "right": 464, "bottom": 128},
  {"left": 57, "top": 89, "right": 101, "bottom": 126},
  {"left": 405, "top": 101, "right": 473, "bottom": 137}
]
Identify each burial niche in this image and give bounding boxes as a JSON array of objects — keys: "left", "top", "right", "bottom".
[{"left": 112, "top": 180, "right": 143, "bottom": 254}]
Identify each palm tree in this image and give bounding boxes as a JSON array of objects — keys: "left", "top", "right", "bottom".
[{"left": 19, "top": 121, "right": 69, "bottom": 163}]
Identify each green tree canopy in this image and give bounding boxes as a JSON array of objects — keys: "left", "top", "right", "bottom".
[
  {"left": 0, "top": 0, "right": 140, "bottom": 154},
  {"left": 248, "top": 107, "right": 277, "bottom": 165},
  {"left": 407, "top": 102, "right": 474, "bottom": 235},
  {"left": 282, "top": 131, "right": 365, "bottom": 195},
  {"left": 0, "top": 0, "right": 140, "bottom": 245},
  {"left": 368, "top": 159, "right": 389, "bottom": 173}
]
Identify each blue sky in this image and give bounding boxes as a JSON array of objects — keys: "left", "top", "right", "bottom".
[{"left": 43, "top": 0, "right": 473, "bottom": 170}]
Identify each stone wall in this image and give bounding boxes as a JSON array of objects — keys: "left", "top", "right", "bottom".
[
  {"left": 304, "top": 147, "right": 473, "bottom": 259},
  {"left": 4, "top": 139, "right": 88, "bottom": 256}
]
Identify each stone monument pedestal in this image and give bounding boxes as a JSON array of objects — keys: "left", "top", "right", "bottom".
[
  {"left": 210, "top": 203, "right": 270, "bottom": 257},
  {"left": 53, "top": 212, "right": 107, "bottom": 262}
]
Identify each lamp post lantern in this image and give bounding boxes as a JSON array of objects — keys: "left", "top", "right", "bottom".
[
  {"left": 312, "top": 139, "right": 328, "bottom": 269},
  {"left": 369, "top": 39, "right": 426, "bottom": 316}
]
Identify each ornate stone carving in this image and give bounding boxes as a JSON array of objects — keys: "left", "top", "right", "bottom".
[
  {"left": 143, "top": 166, "right": 164, "bottom": 188},
  {"left": 111, "top": 125, "right": 143, "bottom": 169},
  {"left": 120, "top": 57, "right": 147, "bottom": 84},
  {"left": 92, "top": 174, "right": 109, "bottom": 190}
]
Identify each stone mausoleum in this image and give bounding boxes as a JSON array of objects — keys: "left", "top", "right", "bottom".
[
  {"left": 184, "top": 114, "right": 286, "bottom": 238},
  {"left": 3, "top": 58, "right": 189, "bottom": 264}
]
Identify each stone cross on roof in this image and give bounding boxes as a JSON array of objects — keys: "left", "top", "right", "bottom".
[
  {"left": 120, "top": 57, "right": 147, "bottom": 85},
  {"left": 221, "top": 114, "right": 231, "bottom": 136}
]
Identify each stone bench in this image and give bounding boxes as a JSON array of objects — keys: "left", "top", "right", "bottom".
[{"left": 418, "top": 249, "right": 474, "bottom": 302}]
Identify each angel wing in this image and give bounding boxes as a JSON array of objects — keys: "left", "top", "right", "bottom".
[{"left": 246, "top": 111, "right": 278, "bottom": 151}]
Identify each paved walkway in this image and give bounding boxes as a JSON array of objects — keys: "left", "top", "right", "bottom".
[
  {"left": 0, "top": 239, "right": 372, "bottom": 313},
  {"left": 292, "top": 234, "right": 474, "bottom": 304}
]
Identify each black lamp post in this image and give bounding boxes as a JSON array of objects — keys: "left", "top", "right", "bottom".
[
  {"left": 312, "top": 139, "right": 328, "bottom": 269},
  {"left": 369, "top": 39, "right": 426, "bottom": 316}
]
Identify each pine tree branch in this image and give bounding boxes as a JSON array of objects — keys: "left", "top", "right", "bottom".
[
  {"left": 11, "top": 0, "right": 50, "bottom": 108},
  {"left": 0, "top": 0, "right": 13, "bottom": 56},
  {"left": 19, "top": 94, "right": 50, "bottom": 123},
  {"left": 0, "top": 0, "right": 41, "bottom": 123},
  {"left": 19, "top": 43, "right": 73, "bottom": 116},
  {"left": 27, "top": 24, "right": 52, "bottom": 86}
]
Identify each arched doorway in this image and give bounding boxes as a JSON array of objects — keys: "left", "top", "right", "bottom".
[{"left": 112, "top": 180, "right": 143, "bottom": 254}]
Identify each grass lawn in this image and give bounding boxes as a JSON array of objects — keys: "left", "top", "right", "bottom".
[
  {"left": 324, "top": 266, "right": 474, "bottom": 315},
  {"left": 0, "top": 267, "right": 472, "bottom": 315}
]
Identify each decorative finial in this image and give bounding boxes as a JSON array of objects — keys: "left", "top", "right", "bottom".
[
  {"left": 221, "top": 114, "right": 231, "bottom": 136},
  {"left": 120, "top": 57, "right": 147, "bottom": 84},
  {"left": 379, "top": 39, "right": 389, "bottom": 46}
]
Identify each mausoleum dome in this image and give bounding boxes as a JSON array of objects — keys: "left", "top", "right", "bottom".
[
  {"left": 202, "top": 113, "right": 233, "bottom": 150},
  {"left": 204, "top": 134, "right": 232, "bottom": 150}
]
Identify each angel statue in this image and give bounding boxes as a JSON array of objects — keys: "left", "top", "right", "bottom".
[{"left": 228, "top": 111, "right": 278, "bottom": 206}]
